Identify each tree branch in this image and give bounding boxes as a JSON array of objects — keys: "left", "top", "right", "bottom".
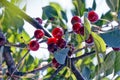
[
  {"left": 48, "top": 65, "right": 65, "bottom": 80},
  {"left": 1, "top": 0, "right": 52, "bottom": 38},
  {"left": 72, "top": 50, "right": 96, "bottom": 61},
  {"left": 3, "top": 46, "right": 17, "bottom": 74}
]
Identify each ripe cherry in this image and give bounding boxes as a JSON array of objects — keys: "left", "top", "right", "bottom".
[
  {"left": 47, "top": 37, "right": 57, "bottom": 45},
  {"left": 71, "top": 16, "right": 81, "bottom": 25},
  {"left": 52, "top": 58, "right": 60, "bottom": 68},
  {"left": 85, "top": 34, "right": 94, "bottom": 44},
  {"left": 112, "top": 47, "right": 120, "bottom": 51},
  {"left": 48, "top": 43, "right": 58, "bottom": 53},
  {"left": 79, "top": 26, "right": 84, "bottom": 36},
  {"left": 34, "top": 29, "right": 44, "bottom": 39},
  {"left": 72, "top": 22, "right": 83, "bottom": 34},
  {"left": 88, "top": 10, "right": 99, "bottom": 23},
  {"left": 57, "top": 38, "right": 66, "bottom": 48},
  {"left": 52, "top": 27, "right": 64, "bottom": 39},
  {"left": 29, "top": 40, "right": 39, "bottom": 51},
  {"left": 35, "top": 17, "right": 42, "bottom": 24}
]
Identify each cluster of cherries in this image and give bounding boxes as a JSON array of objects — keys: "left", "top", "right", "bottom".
[
  {"left": 28, "top": 10, "right": 100, "bottom": 68},
  {"left": 27, "top": 10, "right": 120, "bottom": 68}
]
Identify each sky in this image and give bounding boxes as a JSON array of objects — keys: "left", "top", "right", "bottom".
[{"left": 23, "top": 0, "right": 110, "bottom": 59}]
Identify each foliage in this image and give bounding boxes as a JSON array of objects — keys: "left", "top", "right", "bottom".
[{"left": 0, "top": 0, "right": 120, "bottom": 80}]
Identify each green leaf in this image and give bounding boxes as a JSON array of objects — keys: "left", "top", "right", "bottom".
[
  {"left": 92, "top": 32, "right": 106, "bottom": 53},
  {"left": 106, "top": 0, "right": 115, "bottom": 11},
  {"left": 104, "top": 51, "right": 116, "bottom": 76},
  {"left": 42, "top": 6, "right": 58, "bottom": 20},
  {"left": 25, "top": 54, "right": 34, "bottom": 66},
  {"left": 54, "top": 48, "right": 69, "bottom": 64},
  {"left": 61, "top": 10, "right": 68, "bottom": 22},
  {"left": 84, "top": 17, "right": 91, "bottom": 40},
  {"left": 92, "top": 0, "right": 96, "bottom": 10},
  {"left": 17, "top": 30, "right": 30, "bottom": 43},
  {"left": 114, "top": 51, "right": 120, "bottom": 75},
  {"left": 100, "top": 29, "right": 120, "bottom": 48},
  {"left": 82, "top": 66, "right": 91, "bottom": 80}
]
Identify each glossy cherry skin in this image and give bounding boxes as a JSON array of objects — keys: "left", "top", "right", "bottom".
[
  {"left": 88, "top": 11, "right": 99, "bottom": 23},
  {"left": 85, "top": 34, "right": 94, "bottom": 44},
  {"left": 71, "top": 16, "right": 81, "bottom": 25},
  {"left": 35, "top": 17, "right": 42, "bottom": 24},
  {"left": 48, "top": 43, "right": 58, "bottom": 53},
  {"left": 72, "top": 22, "right": 83, "bottom": 34},
  {"left": 79, "top": 26, "right": 84, "bottom": 36},
  {"left": 29, "top": 40, "right": 39, "bottom": 51},
  {"left": 52, "top": 27, "right": 64, "bottom": 39},
  {"left": 52, "top": 58, "right": 60, "bottom": 68},
  {"left": 47, "top": 37, "right": 57, "bottom": 45},
  {"left": 34, "top": 29, "right": 44, "bottom": 39},
  {"left": 57, "top": 38, "right": 66, "bottom": 48}
]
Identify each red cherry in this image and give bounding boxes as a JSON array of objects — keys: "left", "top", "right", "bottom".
[
  {"left": 85, "top": 34, "right": 94, "bottom": 44},
  {"left": 34, "top": 29, "right": 44, "bottom": 39},
  {"left": 29, "top": 40, "right": 39, "bottom": 51},
  {"left": 48, "top": 43, "right": 58, "bottom": 53},
  {"left": 57, "top": 38, "right": 66, "bottom": 48},
  {"left": 47, "top": 37, "right": 57, "bottom": 45},
  {"left": 71, "top": 16, "right": 81, "bottom": 25},
  {"left": 52, "top": 58, "right": 60, "bottom": 68},
  {"left": 112, "top": 47, "right": 120, "bottom": 51},
  {"left": 35, "top": 17, "right": 42, "bottom": 24},
  {"left": 88, "top": 11, "right": 99, "bottom": 23},
  {"left": 72, "top": 22, "right": 83, "bottom": 34},
  {"left": 79, "top": 26, "right": 84, "bottom": 36},
  {"left": 52, "top": 27, "right": 64, "bottom": 39}
]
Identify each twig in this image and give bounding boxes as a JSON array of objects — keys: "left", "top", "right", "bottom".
[
  {"left": 72, "top": 51, "right": 96, "bottom": 61},
  {"left": 26, "top": 62, "right": 52, "bottom": 74},
  {"left": 48, "top": 65, "right": 65, "bottom": 80}
]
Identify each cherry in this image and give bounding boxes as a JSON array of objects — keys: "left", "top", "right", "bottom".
[
  {"left": 52, "top": 27, "right": 64, "bottom": 39},
  {"left": 29, "top": 40, "right": 39, "bottom": 51},
  {"left": 112, "top": 47, "right": 120, "bottom": 51},
  {"left": 47, "top": 37, "right": 58, "bottom": 52},
  {"left": 47, "top": 37, "right": 57, "bottom": 45},
  {"left": 72, "top": 22, "right": 83, "bottom": 34},
  {"left": 79, "top": 26, "right": 84, "bottom": 36},
  {"left": 35, "top": 17, "right": 42, "bottom": 24},
  {"left": 57, "top": 38, "right": 66, "bottom": 48},
  {"left": 48, "top": 43, "right": 58, "bottom": 53},
  {"left": 71, "top": 16, "right": 81, "bottom": 25},
  {"left": 88, "top": 10, "right": 99, "bottom": 23},
  {"left": 52, "top": 58, "right": 60, "bottom": 68},
  {"left": 85, "top": 34, "right": 94, "bottom": 44},
  {"left": 34, "top": 29, "right": 44, "bottom": 39}
]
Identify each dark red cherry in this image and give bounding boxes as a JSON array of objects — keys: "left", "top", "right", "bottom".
[
  {"left": 71, "top": 16, "right": 81, "bottom": 25},
  {"left": 88, "top": 11, "right": 99, "bottom": 23},
  {"left": 29, "top": 40, "right": 39, "bottom": 51}
]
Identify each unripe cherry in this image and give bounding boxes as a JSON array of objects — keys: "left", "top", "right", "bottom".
[
  {"left": 71, "top": 16, "right": 81, "bottom": 25},
  {"left": 88, "top": 10, "right": 99, "bottom": 23},
  {"left": 52, "top": 27, "right": 64, "bottom": 39},
  {"left": 34, "top": 29, "right": 44, "bottom": 39},
  {"left": 29, "top": 40, "right": 39, "bottom": 51}
]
